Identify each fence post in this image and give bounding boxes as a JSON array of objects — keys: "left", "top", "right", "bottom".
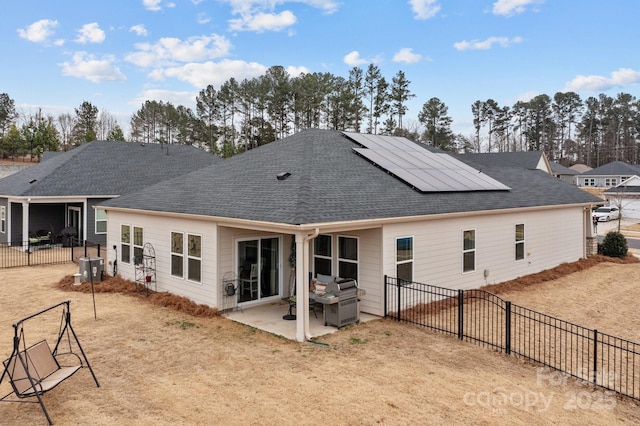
[
  {"left": 27, "top": 240, "right": 32, "bottom": 266},
  {"left": 505, "top": 301, "right": 511, "bottom": 355},
  {"left": 383, "top": 275, "right": 387, "bottom": 318},
  {"left": 457, "top": 290, "right": 464, "bottom": 340},
  {"left": 397, "top": 276, "right": 402, "bottom": 322},
  {"left": 593, "top": 329, "right": 598, "bottom": 385}
]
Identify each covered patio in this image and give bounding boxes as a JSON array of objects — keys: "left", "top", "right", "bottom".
[{"left": 224, "top": 299, "right": 379, "bottom": 340}]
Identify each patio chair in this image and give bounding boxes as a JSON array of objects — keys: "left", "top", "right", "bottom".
[{"left": 240, "top": 263, "right": 259, "bottom": 300}]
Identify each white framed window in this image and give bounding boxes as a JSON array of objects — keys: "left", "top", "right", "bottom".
[
  {"left": 396, "top": 236, "right": 413, "bottom": 283},
  {"left": 583, "top": 178, "right": 595, "bottom": 186},
  {"left": 187, "top": 234, "right": 202, "bottom": 283},
  {"left": 605, "top": 178, "right": 617, "bottom": 187},
  {"left": 133, "top": 226, "right": 144, "bottom": 264},
  {"left": 463, "top": 229, "right": 475, "bottom": 273},
  {"left": 338, "top": 235, "right": 358, "bottom": 281},
  {"left": 515, "top": 224, "right": 525, "bottom": 261},
  {"left": 314, "top": 234, "right": 332, "bottom": 276},
  {"left": 121, "top": 224, "right": 131, "bottom": 264},
  {"left": 1, "top": 205, "right": 5, "bottom": 234},
  {"left": 95, "top": 209, "right": 107, "bottom": 234},
  {"left": 171, "top": 232, "right": 184, "bottom": 278}
]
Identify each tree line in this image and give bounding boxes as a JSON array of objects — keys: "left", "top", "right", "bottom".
[{"left": 1, "top": 64, "right": 639, "bottom": 167}]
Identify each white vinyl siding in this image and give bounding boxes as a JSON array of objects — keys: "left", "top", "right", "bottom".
[
  {"left": 383, "top": 207, "right": 587, "bottom": 293},
  {"left": 107, "top": 212, "right": 218, "bottom": 308}
]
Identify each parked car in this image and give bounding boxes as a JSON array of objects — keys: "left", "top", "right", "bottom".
[{"left": 593, "top": 206, "right": 620, "bottom": 222}]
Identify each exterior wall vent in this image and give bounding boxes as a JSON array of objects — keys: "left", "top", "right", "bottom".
[{"left": 277, "top": 172, "right": 291, "bottom": 181}]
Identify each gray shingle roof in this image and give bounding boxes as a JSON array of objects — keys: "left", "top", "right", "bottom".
[
  {"left": 0, "top": 141, "right": 220, "bottom": 197},
  {"left": 102, "top": 129, "right": 601, "bottom": 225},
  {"left": 582, "top": 161, "right": 640, "bottom": 176},
  {"left": 549, "top": 162, "right": 579, "bottom": 175}
]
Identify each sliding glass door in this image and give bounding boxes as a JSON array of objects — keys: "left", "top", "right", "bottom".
[{"left": 237, "top": 237, "right": 280, "bottom": 303}]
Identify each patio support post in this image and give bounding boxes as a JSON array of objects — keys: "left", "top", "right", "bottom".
[
  {"left": 295, "top": 232, "right": 306, "bottom": 342},
  {"left": 22, "top": 200, "right": 30, "bottom": 252}
]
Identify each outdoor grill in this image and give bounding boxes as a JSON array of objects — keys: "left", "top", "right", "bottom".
[{"left": 324, "top": 279, "right": 359, "bottom": 328}]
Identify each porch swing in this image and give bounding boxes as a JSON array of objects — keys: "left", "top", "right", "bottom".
[{"left": 0, "top": 300, "right": 100, "bottom": 425}]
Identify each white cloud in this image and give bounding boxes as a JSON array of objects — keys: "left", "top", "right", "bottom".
[
  {"left": 130, "top": 89, "right": 197, "bottom": 108},
  {"left": 130, "top": 24, "right": 148, "bottom": 37},
  {"left": 17, "top": 19, "right": 59, "bottom": 43},
  {"left": 393, "top": 48, "right": 422, "bottom": 64},
  {"left": 157, "top": 59, "right": 268, "bottom": 88},
  {"left": 141, "top": 0, "right": 175, "bottom": 11},
  {"left": 453, "top": 36, "right": 522, "bottom": 51},
  {"left": 197, "top": 13, "right": 211, "bottom": 24},
  {"left": 229, "top": 10, "right": 296, "bottom": 32},
  {"left": 506, "top": 91, "right": 538, "bottom": 105},
  {"left": 125, "top": 34, "right": 232, "bottom": 68},
  {"left": 223, "top": 0, "right": 339, "bottom": 32},
  {"left": 343, "top": 51, "right": 369, "bottom": 67},
  {"left": 143, "top": 0, "right": 162, "bottom": 11},
  {"left": 60, "top": 51, "right": 126, "bottom": 83},
  {"left": 75, "top": 23, "right": 106, "bottom": 44},
  {"left": 408, "top": 0, "right": 441, "bottom": 20},
  {"left": 286, "top": 65, "right": 309, "bottom": 77},
  {"left": 564, "top": 68, "right": 640, "bottom": 93},
  {"left": 492, "top": 0, "right": 543, "bottom": 17}
]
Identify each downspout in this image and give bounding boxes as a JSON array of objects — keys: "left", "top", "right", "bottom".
[{"left": 295, "top": 228, "right": 320, "bottom": 342}]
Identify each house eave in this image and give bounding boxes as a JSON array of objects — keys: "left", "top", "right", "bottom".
[{"left": 99, "top": 202, "right": 597, "bottom": 233}]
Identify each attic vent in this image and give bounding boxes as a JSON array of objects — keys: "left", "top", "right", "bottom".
[
  {"left": 277, "top": 172, "right": 291, "bottom": 181},
  {"left": 29, "top": 179, "right": 37, "bottom": 184}
]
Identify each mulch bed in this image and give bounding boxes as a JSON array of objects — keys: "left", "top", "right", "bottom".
[
  {"left": 480, "top": 254, "right": 639, "bottom": 295},
  {"left": 55, "top": 254, "right": 638, "bottom": 319},
  {"left": 56, "top": 274, "right": 220, "bottom": 318}
]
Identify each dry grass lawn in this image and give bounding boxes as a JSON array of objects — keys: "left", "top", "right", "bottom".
[{"left": 1, "top": 260, "right": 640, "bottom": 425}]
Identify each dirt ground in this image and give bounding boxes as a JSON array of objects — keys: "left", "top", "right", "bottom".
[{"left": 1, "top": 260, "right": 640, "bottom": 425}]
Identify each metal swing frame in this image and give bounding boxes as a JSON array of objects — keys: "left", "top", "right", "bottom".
[{"left": 0, "top": 300, "right": 100, "bottom": 425}]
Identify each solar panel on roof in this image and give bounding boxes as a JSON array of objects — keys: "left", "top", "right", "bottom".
[{"left": 345, "top": 132, "right": 510, "bottom": 193}]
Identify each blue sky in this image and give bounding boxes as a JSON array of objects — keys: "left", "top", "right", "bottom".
[{"left": 2, "top": 0, "right": 639, "bottom": 137}]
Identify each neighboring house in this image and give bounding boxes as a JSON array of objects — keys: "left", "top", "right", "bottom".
[
  {"left": 570, "top": 163, "right": 592, "bottom": 174},
  {"left": 602, "top": 175, "right": 640, "bottom": 219},
  {"left": 549, "top": 162, "right": 580, "bottom": 185},
  {"left": 0, "top": 141, "right": 220, "bottom": 246},
  {"left": 99, "top": 129, "right": 601, "bottom": 342},
  {"left": 577, "top": 161, "right": 640, "bottom": 188},
  {"left": 457, "top": 151, "right": 552, "bottom": 174},
  {"left": 458, "top": 151, "right": 580, "bottom": 185},
  {"left": 0, "top": 164, "right": 32, "bottom": 179}
]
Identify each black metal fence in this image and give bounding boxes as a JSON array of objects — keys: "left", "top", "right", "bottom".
[
  {"left": 384, "top": 276, "right": 640, "bottom": 401},
  {"left": 0, "top": 240, "right": 101, "bottom": 268}
]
